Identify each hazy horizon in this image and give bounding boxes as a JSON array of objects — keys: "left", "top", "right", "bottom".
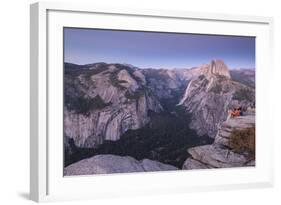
[
  {"left": 64, "top": 61, "right": 255, "bottom": 70},
  {"left": 64, "top": 28, "right": 255, "bottom": 69}
]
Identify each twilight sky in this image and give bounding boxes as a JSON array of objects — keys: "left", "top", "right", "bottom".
[{"left": 64, "top": 28, "right": 255, "bottom": 69}]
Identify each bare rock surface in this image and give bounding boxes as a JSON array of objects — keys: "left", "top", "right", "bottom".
[
  {"left": 187, "top": 144, "right": 248, "bottom": 168},
  {"left": 182, "top": 114, "right": 255, "bottom": 170},
  {"left": 182, "top": 158, "right": 210, "bottom": 169},
  {"left": 64, "top": 154, "right": 178, "bottom": 176}
]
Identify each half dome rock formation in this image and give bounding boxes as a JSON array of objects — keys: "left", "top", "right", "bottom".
[
  {"left": 178, "top": 59, "right": 255, "bottom": 138},
  {"left": 182, "top": 114, "right": 255, "bottom": 170},
  {"left": 176, "top": 59, "right": 231, "bottom": 83},
  {"left": 207, "top": 59, "right": 231, "bottom": 79},
  {"left": 177, "top": 59, "right": 231, "bottom": 106},
  {"left": 64, "top": 154, "right": 178, "bottom": 176}
]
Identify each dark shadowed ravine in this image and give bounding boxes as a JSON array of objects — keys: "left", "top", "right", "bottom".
[{"left": 64, "top": 107, "right": 213, "bottom": 168}]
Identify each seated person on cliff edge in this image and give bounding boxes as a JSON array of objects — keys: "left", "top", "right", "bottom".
[{"left": 227, "top": 107, "right": 242, "bottom": 120}]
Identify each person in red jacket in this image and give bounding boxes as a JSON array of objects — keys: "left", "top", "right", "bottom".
[{"left": 229, "top": 107, "right": 241, "bottom": 117}]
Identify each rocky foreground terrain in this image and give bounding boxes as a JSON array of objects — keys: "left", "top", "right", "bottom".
[
  {"left": 64, "top": 155, "right": 178, "bottom": 176},
  {"left": 64, "top": 59, "right": 255, "bottom": 175},
  {"left": 183, "top": 113, "right": 255, "bottom": 169}
]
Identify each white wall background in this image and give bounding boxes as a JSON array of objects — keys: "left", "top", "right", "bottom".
[{"left": 0, "top": 0, "right": 280, "bottom": 204}]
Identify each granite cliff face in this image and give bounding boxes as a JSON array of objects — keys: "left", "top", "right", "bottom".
[
  {"left": 64, "top": 63, "right": 163, "bottom": 149},
  {"left": 178, "top": 60, "right": 255, "bottom": 137},
  {"left": 182, "top": 113, "right": 255, "bottom": 169}
]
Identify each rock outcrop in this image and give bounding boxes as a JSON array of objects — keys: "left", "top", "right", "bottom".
[
  {"left": 182, "top": 114, "right": 255, "bottom": 170},
  {"left": 64, "top": 154, "right": 178, "bottom": 176},
  {"left": 178, "top": 59, "right": 255, "bottom": 137}
]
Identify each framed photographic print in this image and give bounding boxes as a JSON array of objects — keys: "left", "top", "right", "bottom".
[{"left": 30, "top": 2, "right": 274, "bottom": 202}]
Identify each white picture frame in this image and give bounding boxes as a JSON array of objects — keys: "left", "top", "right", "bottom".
[{"left": 30, "top": 1, "right": 274, "bottom": 202}]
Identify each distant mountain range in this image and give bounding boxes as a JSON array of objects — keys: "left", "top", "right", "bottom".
[{"left": 63, "top": 59, "right": 255, "bottom": 172}]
